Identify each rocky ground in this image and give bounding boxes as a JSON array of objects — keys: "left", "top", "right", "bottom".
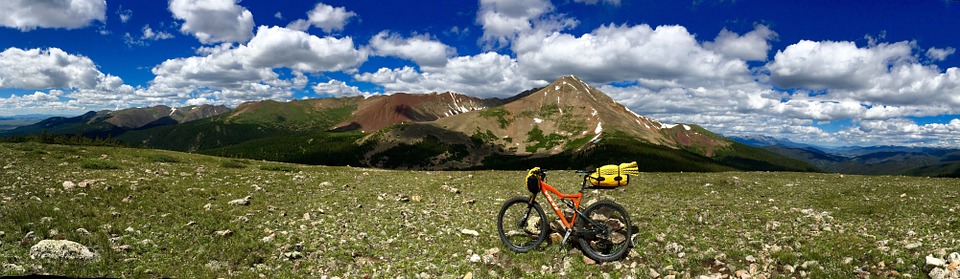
[{"left": 1, "top": 142, "right": 959, "bottom": 278}]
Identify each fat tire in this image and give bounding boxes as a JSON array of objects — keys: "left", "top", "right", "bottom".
[
  {"left": 497, "top": 196, "right": 548, "bottom": 253},
  {"left": 577, "top": 200, "right": 633, "bottom": 262}
]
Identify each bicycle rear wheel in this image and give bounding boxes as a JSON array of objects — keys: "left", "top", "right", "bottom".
[
  {"left": 577, "top": 200, "right": 632, "bottom": 262},
  {"left": 497, "top": 196, "right": 548, "bottom": 253}
]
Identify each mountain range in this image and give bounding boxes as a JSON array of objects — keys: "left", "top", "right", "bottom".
[
  {"left": 729, "top": 136, "right": 960, "bottom": 177},
  {"left": 3, "top": 76, "right": 817, "bottom": 172}
]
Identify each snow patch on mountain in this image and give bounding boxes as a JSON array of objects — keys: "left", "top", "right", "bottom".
[{"left": 595, "top": 122, "right": 603, "bottom": 134}]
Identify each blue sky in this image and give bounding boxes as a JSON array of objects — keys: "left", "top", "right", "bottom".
[{"left": 1, "top": 0, "right": 960, "bottom": 147}]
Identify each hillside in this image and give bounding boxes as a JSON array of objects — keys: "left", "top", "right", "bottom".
[
  {"left": 362, "top": 76, "right": 816, "bottom": 171},
  {"left": 745, "top": 141, "right": 960, "bottom": 176},
  {"left": 0, "top": 142, "right": 957, "bottom": 277},
  {"left": 1, "top": 105, "right": 230, "bottom": 138}
]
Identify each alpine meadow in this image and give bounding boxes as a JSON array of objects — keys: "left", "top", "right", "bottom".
[{"left": 3, "top": 0, "right": 960, "bottom": 278}]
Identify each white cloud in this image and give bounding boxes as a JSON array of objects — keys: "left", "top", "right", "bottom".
[
  {"left": 0, "top": 47, "right": 140, "bottom": 115},
  {"left": 514, "top": 24, "right": 753, "bottom": 86},
  {"left": 0, "top": 0, "right": 105, "bottom": 31},
  {"left": 0, "top": 47, "right": 110, "bottom": 90},
  {"left": 286, "top": 2, "right": 356, "bottom": 33},
  {"left": 147, "top": 26, "right": 367, "bottom": 106},
  {"left": 369, "top": 31, "right": 457, "bottom": 67},
  {"left": 704, "top": 25, "right": 777, "bottom": 61},
  {"left": 356, "top": 52, "right": 547, "bottom": 98},
  {"left": 926, "top": 47, "right": 956, "bottom": 61},
  {"left": 117, "top": 5, "right": 133, "bottom": 23},
  {"left": 313, "top": 79, "right": 371, "bottom": 97},
  {"left": 766, "top": 40, "right": 915, "bottom": 90},
  {"left": 573, "top": 0, "right": 621, "bottom": 5},
  {"left": 476, "top": 0, "right": 556, "bottom": 48},
  {"left": 169, "top": 0, "right": 255, "bottom": 44}
]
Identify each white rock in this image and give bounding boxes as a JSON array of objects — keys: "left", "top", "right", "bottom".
[
  {"left": 62, "top": 181, "right": 76, "bottom": 190},
  {"left": 461, "top": 229, "right": 480, "bottom": 237},
  {"left": 228, "top": 196, "right": 251, "bottom": 206},
  {"left": 905, "top": 242, "right": 922, "bottom": 250},
  {"left": 926, "top": 254, "right": 946, "bottom": 267},
  {"left": 469, "top": 253, "right": 481, "bottom": 262},
  {"left": 261, "top": 233, "right": 275, "bottom": 243},
  {"left": 2, "top": 263, "right": 25, "bottom": 273},
  {"left": 215, "top": 230, "right": 233, "bottom": 237},
  {"left": 29, "top": 239, "right": 98, "bottom": 260}
]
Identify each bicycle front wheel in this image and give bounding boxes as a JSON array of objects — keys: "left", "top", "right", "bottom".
[
  {"left": 577, "top": 200, "right": 633, "bottom": 262},
  {"left": 497, "top": 196, "right": 548, "bottom": 253}
]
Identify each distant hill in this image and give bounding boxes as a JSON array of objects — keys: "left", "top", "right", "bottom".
[
  {"left": 1, "top": 105, "right": 230, "bottom": 138},
  {"left": 5, "top": 76, "right": 817, "bottom": 172},
  {"left": 734, "top": 137, "right": 960, "bottom": 176}
]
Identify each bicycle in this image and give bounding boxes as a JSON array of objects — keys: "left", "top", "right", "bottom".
[{"left": 496, "top": 167, "right": 633, "bottom": 262}]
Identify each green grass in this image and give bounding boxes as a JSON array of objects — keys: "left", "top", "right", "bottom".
[
  {"left": 526, "top": 125, "right": 566, "bottom": 153},
  {"left": 1, "top": 142, "right": 957, "bottom": 278},
  {"left": 79, "top": 159, "right": 122, "bottom": 170},
  {"left": 479, "top": 107, "right": 512, "bottom": 129},
  {"left": 258, "top": 164, "right": 300, "bottom": 172}
]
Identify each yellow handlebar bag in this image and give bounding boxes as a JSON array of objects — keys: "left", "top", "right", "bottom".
[{"left": 587, "top": 162, "right": 639, "bottom": 188}]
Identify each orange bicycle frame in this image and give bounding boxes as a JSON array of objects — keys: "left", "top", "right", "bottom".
[{"left": 536, "top": 180, "right": 582, "bottom": 230}]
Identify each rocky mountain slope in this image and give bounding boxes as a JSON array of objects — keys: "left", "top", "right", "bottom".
[
  {"left": 361, "top": 76, "right": 813, "bottom": 171},
  {"left": 1, "top": 104, "right": 230, "bottom": 138}
]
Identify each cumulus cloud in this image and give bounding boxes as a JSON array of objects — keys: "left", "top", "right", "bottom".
[
  {"left": 0, "top": 0, "right": 105, "bottom": 31},
  {"left": 704, "top": 25, "right": 777, "bottom": 61},
  {"left": 356, "top": 52, "right": 547, "bottom": 97},
  {"left": 766, "top": 40, "right": 916, "bottom": 90},
  {"left": 147, "top": 26, "right": 367, "bottom": 106},
  {"left": 286, "top": 2, "right": 356, "bottom": 33},
  {"left": 0, "top": 47, "right": 139, "bottom": 115},
  {"left": 476, "top": 0, "right": 557, "bottom": 48},
  {"left": 369, "top": 31, "right": 457, "bottom": 67},
  {"left": 125, "top": 25, "right": 175, "bottom": 46},
  {"left": 926, "top": 47, "right": 956, "bottom": 61},
  {"left": 169, "top": 0, "right": 255, "bottom": 44},
  {"left": 514, "top": 24, "right": 753, "bottom": 86},
  {"left": 313, "top": 79, "right": 371, "bottom": 97}
]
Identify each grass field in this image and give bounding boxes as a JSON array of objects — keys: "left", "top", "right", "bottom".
[{"left": 0, "top": 142, "right": 958, "bottom": 278}]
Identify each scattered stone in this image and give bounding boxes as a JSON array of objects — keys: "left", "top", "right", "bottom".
[
  {"left": 122, "top": 195, "right": 133, "bottom": 203},
  {"left": 462, "top": 199, "right": 476, "bottom": 205},
  {"left": 745, "top": 255, "right": 756, "bottom": 263},
  {"left": 62, "top": 181, "right": 76, "bottom": 190},
  {"left": 214, "top": 230, "right": 233, "bottom": 237},
  {"left": 441, "top": 184, "right": 460, "bottom": 194},
  {"left": 906, "top": 242, "right": 922, "bottom": 250},
  {"left": 261, "top": 233, "right": 275, "bottom": 243},
  {"left": 206, "top": 260, "right": 228, "bottom": 270},
  {"left": 463, "top": 271, "right": 473, "bottom": 279},
  {"left": 2, "top": 263, "right": 25, "bottom": 273},
  {"left": 303, "top": 213, "right": 311, "bottom": 221},
  {"left": 649, "top": 268, "right": 661, "bottom": 278},
  {"left": 550, "top": 233, "right": 562, "bottom": 244},
  {"left": 469, "top": 253, "right": 481, "bottom": 263},
  {"left": 228, "top": 196, "right": 251, "bottom": 206},
  {"left": 29, "top": 239, "right": 98, "bottom": 260},
  {"left": 396, "top": 194, "right": 410, "bottom": 202},
  {"left": 75, "top": 228, "right": 90, "bottom": 236},
  {"left": 843, "top": 257, "right": 853, "bottom": 265},
  {"left": 48, "top": 229, "right": 58, "bottom": 237},
  {"left": 112, "top": 245, "right": 131, "bottom": 252},
  {"left": 283, "top": 251, "right": 303, "bottom": 260},
  {"left": 735, "top": 270, "right": 750, "bottom": 279},
  {"left": 582, "top": 255, "right": 597, "bottom": 265},
  {"left": 927, "top": 254, "right": 947, "bottom": 267},
  {"left": 411, "top": 195, "right": 422, "bottom": 202},
  {"left": 203, "top": 203, "right": 213, "bottom": 211},
  {"left": 461, "top": 229, "right": 480, "bottom": 237}
]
